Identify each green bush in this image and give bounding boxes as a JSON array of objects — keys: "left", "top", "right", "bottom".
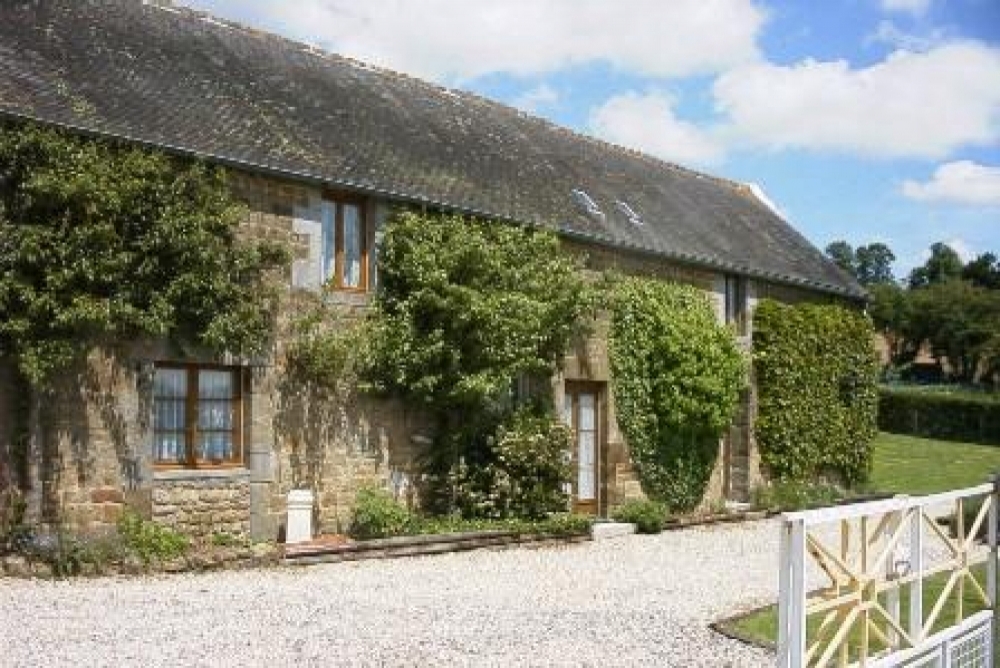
[
  {"left": 752, "top": 480, "right": 845, "bottom": 512},
  {"left": 754, "top": 300, "right": 879, "bottom": 484},
  {"left": 612, "top": 499, "right": 668, "bottom": 534},
  {"left": 406, "top": 512, "right": 593, "bottom": 537},
  {"left": 117, "top": 510, "right": 189, "bottom": 564},
  {"left": 348, "top": 487, "right": 415, "bottom": 540},
  {"left": 531, "top": 513, "right": 593, "bottom": 536},
  {"left": 878, "top": 387, "right": 1000, "bottom": 444},
  {"left": 0, "top": 488, "right": 31, "bottom": 555},
  {"left": 424, "top": 409, "right": 573, "bottom": 520},
  {"left": 608, "top": 278, "right": 746, "bottom": 512},
  {"left": 490, "top": 411, "right": 573, "bottom": 519}
]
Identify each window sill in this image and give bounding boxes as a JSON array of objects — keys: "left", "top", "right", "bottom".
[{"left": 153, "top": 467, "right": 251, "bottom": 482}]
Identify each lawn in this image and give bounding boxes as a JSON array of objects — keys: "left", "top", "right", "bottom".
[
  {"left": 718, "top": 565, "right": 990, "bottom": 655},
  {"left": 718, "top": 432, "right": 1000, "bottom": 652},
  {"left": 870, "top": 431, "right": 1000, "bottom": 495}
]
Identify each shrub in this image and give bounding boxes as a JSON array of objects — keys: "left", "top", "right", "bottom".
[
  {"left": 532, "top": 513, "right": 593, "bottom": 536},
  {"left": 0, "top": 488, "right": 31, "bottom": 555},
  {"left": 612, "top": 499, "right": 668, "bottom": 534},
  {"left": 348, "top": 487, "right": 415, "bottom": 540},
  {"left": 608, "top": 278, "right": 746, "bottom": 512},
  {"left": 754, "top": 300, "right": 879, "bottom": 484},
  {"left": 424, "top": 409, "right": 573, "bottom": 520},
  {"left": 490, "top": 411, "right": 573, "bottom": 519},
  {"left": 117, "top": 510, "right": 189, "bottom": 564},
  {"left": 878, "top": 387, "right": 1000, "bottom": 444},
  {"left": 751, "top": 480, "right": 844, "bottom": 512}
]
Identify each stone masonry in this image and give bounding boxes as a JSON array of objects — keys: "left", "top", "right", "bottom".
[{"left": 0, "top": 165, "right": 837, "bottom": 543}]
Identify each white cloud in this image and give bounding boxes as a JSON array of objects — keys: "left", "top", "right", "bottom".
[
  {"left": 512, "top": 84, "right": 559, "bottom": 114},
  {"left": 867, "top": 20, "right": 948, "bottom": 52},
  {"left": 589, "top": 91, "right": 724, "bottom": 166},
  {"left": 187, "top": 0, "right": 765, "bottom": 81},
  {"left": 902, "top": 161, "right": 1000, "bottom": 206},
  {"left": 713, "top": 42, "right": 1000, "bottom": 158},
  {"left": 880, "top": 0, "right": 931, "bottom": 16}
]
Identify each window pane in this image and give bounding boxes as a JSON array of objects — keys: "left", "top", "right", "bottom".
[
  {"left": 343, "top": 203, "right": 362, "bottom": 288},
  {"left": 154, "top": 368, "right": 186, "bottom": 397},
  {"left": 155, "top": 399, "right": 186, "bottom": 430},
  {"left": 154, "top": 432, "right": 186, "bottom": 464},
  {"left": 321, "top": 200, "right": 336, "bottom": 283},
  {"left": 198, "top": 370, "right": 234, "bottom": 399},
  {"left": 199, "top": 400, "right": 232, "bottom": 430},
  {"left": 579, "top": 393, "right": 595, "bottom": 431},
  {"left": 199, "top": 432, "right": 233, "bottom": 462},
  {"left": 578, "top": 431, "right": 595, "bottom": 500}
]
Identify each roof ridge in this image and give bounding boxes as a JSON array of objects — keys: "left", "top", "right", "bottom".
[{"left": 161, "top": 0, "right": 745, "bottom": 196}]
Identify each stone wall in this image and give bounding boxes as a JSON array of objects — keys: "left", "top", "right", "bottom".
[
  {"left": 4, "top": 163, "right": 848, "bottom": 542},
  {"left": 152, "top": 474, "right": 251, "bottom": 538},
  {"left": 0, "top": 361, "right": 16, "bottom": 496}
]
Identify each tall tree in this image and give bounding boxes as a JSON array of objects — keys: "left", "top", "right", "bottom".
[
  {"left": 962, "top": 252, "right": 1000, "bottom": 290},
  {"left": 909, "top": 242, "right": 964, "bottom": 288},
  {"left": 825, "top": 240, "right": 856, "bottom": 278},
  {"left": 855, "top": 243, "right": 896, "bottom": 286}
]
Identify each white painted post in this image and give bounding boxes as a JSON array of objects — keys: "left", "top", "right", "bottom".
[
  {"left": 779, "top": 521, "right": 791, "bottom": 668},
  {"left": 990, "top": 476, "right": 999, "bottom": 668},
  {"left": 885, "top": 511, "right": 901, "bottom": 649},
  {"left": 285, "top": 488, "right": 314, "bottom": 544},
  {"left": 789, "top": 519, "right": 807, "bottom": 668},
  {"left": 910, "top": 505, "right": 925, "bottom": 645}
]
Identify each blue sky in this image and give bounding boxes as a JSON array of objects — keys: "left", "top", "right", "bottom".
[{"left": 186, "top": 0, "right": 1000, "bottom": 277}]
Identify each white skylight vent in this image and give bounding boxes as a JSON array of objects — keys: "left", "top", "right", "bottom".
[
  {"left": 616, "top": 200, "right": 643, "bottom": 226},
  {"left": 571, "top": 189, "right": 604, "bottom": 218}
]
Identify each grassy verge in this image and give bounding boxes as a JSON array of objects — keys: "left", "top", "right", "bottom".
[
  {"left": 870, "top": 432, "right": 1000, "bottom": 495},
  {"left": 719, "top": 564, "right": 990, "bottom": 655}
]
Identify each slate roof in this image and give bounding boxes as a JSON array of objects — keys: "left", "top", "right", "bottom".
[{"left": 0, "top": 0, "right": 864, "bottom": 298}]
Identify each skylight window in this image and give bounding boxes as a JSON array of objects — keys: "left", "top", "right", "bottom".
[
  {"left": 571, "top": 189, "right": 604, "bottom": 218},
  {"left": 616, "top": 200, "right": 643, "bottom": 226}
]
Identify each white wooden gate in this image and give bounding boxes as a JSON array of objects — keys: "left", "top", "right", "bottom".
[{"left": 778, "top": 482, "right": 999, "bottom": 667}]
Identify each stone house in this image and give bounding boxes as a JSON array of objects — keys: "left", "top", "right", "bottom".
[{"left": 0, "top": 0, "right": 864, "bottom": 541}]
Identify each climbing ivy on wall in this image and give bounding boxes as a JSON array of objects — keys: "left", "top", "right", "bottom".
[
  {"left": 608, "top": 278, "right": 746, "bottom": 512},
  {"left": 753, "top": 299, "right": 878, "bottom": 484},
  {"left": 0, "top": 121, "right": 288, "bottom": 386}
]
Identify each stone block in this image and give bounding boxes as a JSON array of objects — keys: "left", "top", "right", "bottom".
[
  {"left": 591, "top": 522, "right": 636, "bottom": 541},
  {"left": 91, "top": 487, "right": 123, "bottom": 504}
]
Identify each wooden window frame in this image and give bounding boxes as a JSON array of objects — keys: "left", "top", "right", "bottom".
[
  {"left": 324, "top": 193, "right": 369, "bottom": 293},
  {"left": 153, "top": 363, "right": 245, "bottom": 470}
]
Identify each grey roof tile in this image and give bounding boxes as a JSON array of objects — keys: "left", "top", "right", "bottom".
[{"left": 0, "top": 0, "right": 864, "bottom": 298}]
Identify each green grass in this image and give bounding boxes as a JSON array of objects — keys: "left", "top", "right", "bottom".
[
  {"left": 870, "top": 432, "right": 1000, "bottom": 496},
  {"left": 721, "top": 432, "right": 1000, "bottom": 655},
  {"left": 720, "top": 564, "right": 990, "bottom": 655}
]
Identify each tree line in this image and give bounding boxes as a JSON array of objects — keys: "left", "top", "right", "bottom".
[{"left": 825, "top": 241, "right": 1000, "bottom": 386}]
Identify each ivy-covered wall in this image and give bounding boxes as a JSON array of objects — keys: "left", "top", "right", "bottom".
[
  {"left": 608, "top": 278, "right": 746, "bottom": 511},
  {"left": 753, "top": 299, "right": 878, "bottom": 484}
]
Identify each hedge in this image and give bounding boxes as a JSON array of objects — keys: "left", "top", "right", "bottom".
[
  {"left": 878, "top": 388, "right": 1000, "bottom": 444},
  {"left": 753, "top": 300, "right": 879, "bottom": 484}
]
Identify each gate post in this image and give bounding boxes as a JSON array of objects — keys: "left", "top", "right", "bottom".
[
  {"left": 990, "top": 474, "right": 999, "bottom": 668},
  {"left": 778, "top": 517, "right": 806, "bottom": 668}
]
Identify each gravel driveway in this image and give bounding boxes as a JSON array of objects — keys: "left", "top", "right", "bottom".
[{"left": 0, "top": 519, "right": 781, "bottom": 667}]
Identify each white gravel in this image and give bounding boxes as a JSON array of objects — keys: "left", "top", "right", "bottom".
[{"left": 0, "top": 520, "right": 784, "bottom": 667}]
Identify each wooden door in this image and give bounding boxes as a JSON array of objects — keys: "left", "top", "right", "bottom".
[{"left": 563, "top": 383, "right": 601, "bottom": 515}]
